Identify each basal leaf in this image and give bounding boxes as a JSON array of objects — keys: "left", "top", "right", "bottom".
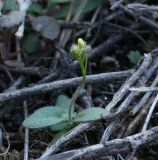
[
  {"left": 56, "top": 95, "right": 70, "bottom": 112},
  {"left": 23, "top": 107, "right": 64, "bottom": 128},
  {"left": 74, "top": 107, "right": 111, "bottom": 122},
  {"left": 50, "top": 121, "right": 73, "bottom": 131},
  {"left": 32, "top": 16, "right": 60, "bottom": 40}
]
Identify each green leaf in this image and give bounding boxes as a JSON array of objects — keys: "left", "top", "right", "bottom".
[
  {"left": 54, "top": 0, "right": 102, "bottom": 19},
  {"left": 28, "top": 2, "right": 44, "bottom": 14},
  {"left": 50, "top": 121, "right": 73, "bottom": 131},
  {"left": 23, "top": 34, "right": 41, "bottom": 54},
  {"left": 32, "top": 16, "right": 60, "bottom": 40},
  {"left": 56, "top": 95, "right": 70, "bottom": 112},
  {"left": 127, "top": 51, "right": 142, "bottom": 65},
  {"left": 3, "top": 0, "right": 18, "bottom": 11},
  {"left": 83, "top": 0, "right": 102, "bottom": 13},
  {"left": 74, "top": 107, "right": 111, "bottom": 122},
  {"left": 42, "top": 24, "right": 59, "bottom": 41},
  {"left": 23, "top": 107, "right": 64, "bottom": 128}
]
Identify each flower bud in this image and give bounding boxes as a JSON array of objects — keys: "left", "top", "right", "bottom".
[
  {"left": 71, "top": 38, "right": 89, "bottom": 62},
  {"left": 71, "top": 45, "right": 79, "bottom": 54},
  {"left": 78, "top": 38, "right": 86, "bottom": 48}
]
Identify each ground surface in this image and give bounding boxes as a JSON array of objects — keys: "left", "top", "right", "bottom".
[{"left": 0, "top": 0, "right": 158, "bottom": 159}]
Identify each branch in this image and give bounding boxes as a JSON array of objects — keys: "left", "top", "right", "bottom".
[
  {"left": 0, "top": 70, "right": 133, "bottom": 105},
  {"left": 106, "top": 54, "right": 152, "bottom": 111},
  {"left": 130, "top": 87, "right": 158, "bottom": 92},
  {"left": 38, "top": 126, "right": 158, "bottom": 160}
]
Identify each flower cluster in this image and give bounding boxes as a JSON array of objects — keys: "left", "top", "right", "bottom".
[
  {"left": 71, "top": 38, "right": 91, "bottom": 60},
  {"left": 71, "top": 38, "right": 91, "bottom": 78}
]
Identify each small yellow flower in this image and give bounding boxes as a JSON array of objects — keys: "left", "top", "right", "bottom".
[
  {"left": 71, "top": 38, "right": 91, "bottom": 61},
  {"left": 78, "top": 38, "right": 86, "bottom": 48}
]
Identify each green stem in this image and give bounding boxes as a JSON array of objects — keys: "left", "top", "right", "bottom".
[
  {"left": 68, "top": 45, "right": 88, "bottom": 120},
  {"left": 68, "top": 54, "right": 87, "bottom": 121},
  {"left": 68, "top": 77, "right": 86, "bottom": 121}
]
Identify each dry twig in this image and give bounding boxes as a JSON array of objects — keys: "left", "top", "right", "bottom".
[
  {"left": 38, "top": 126, "right": 158, "bottom": 160},
  {"left": 0, "top": 70, "right": 132, "bottom": 105}
]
